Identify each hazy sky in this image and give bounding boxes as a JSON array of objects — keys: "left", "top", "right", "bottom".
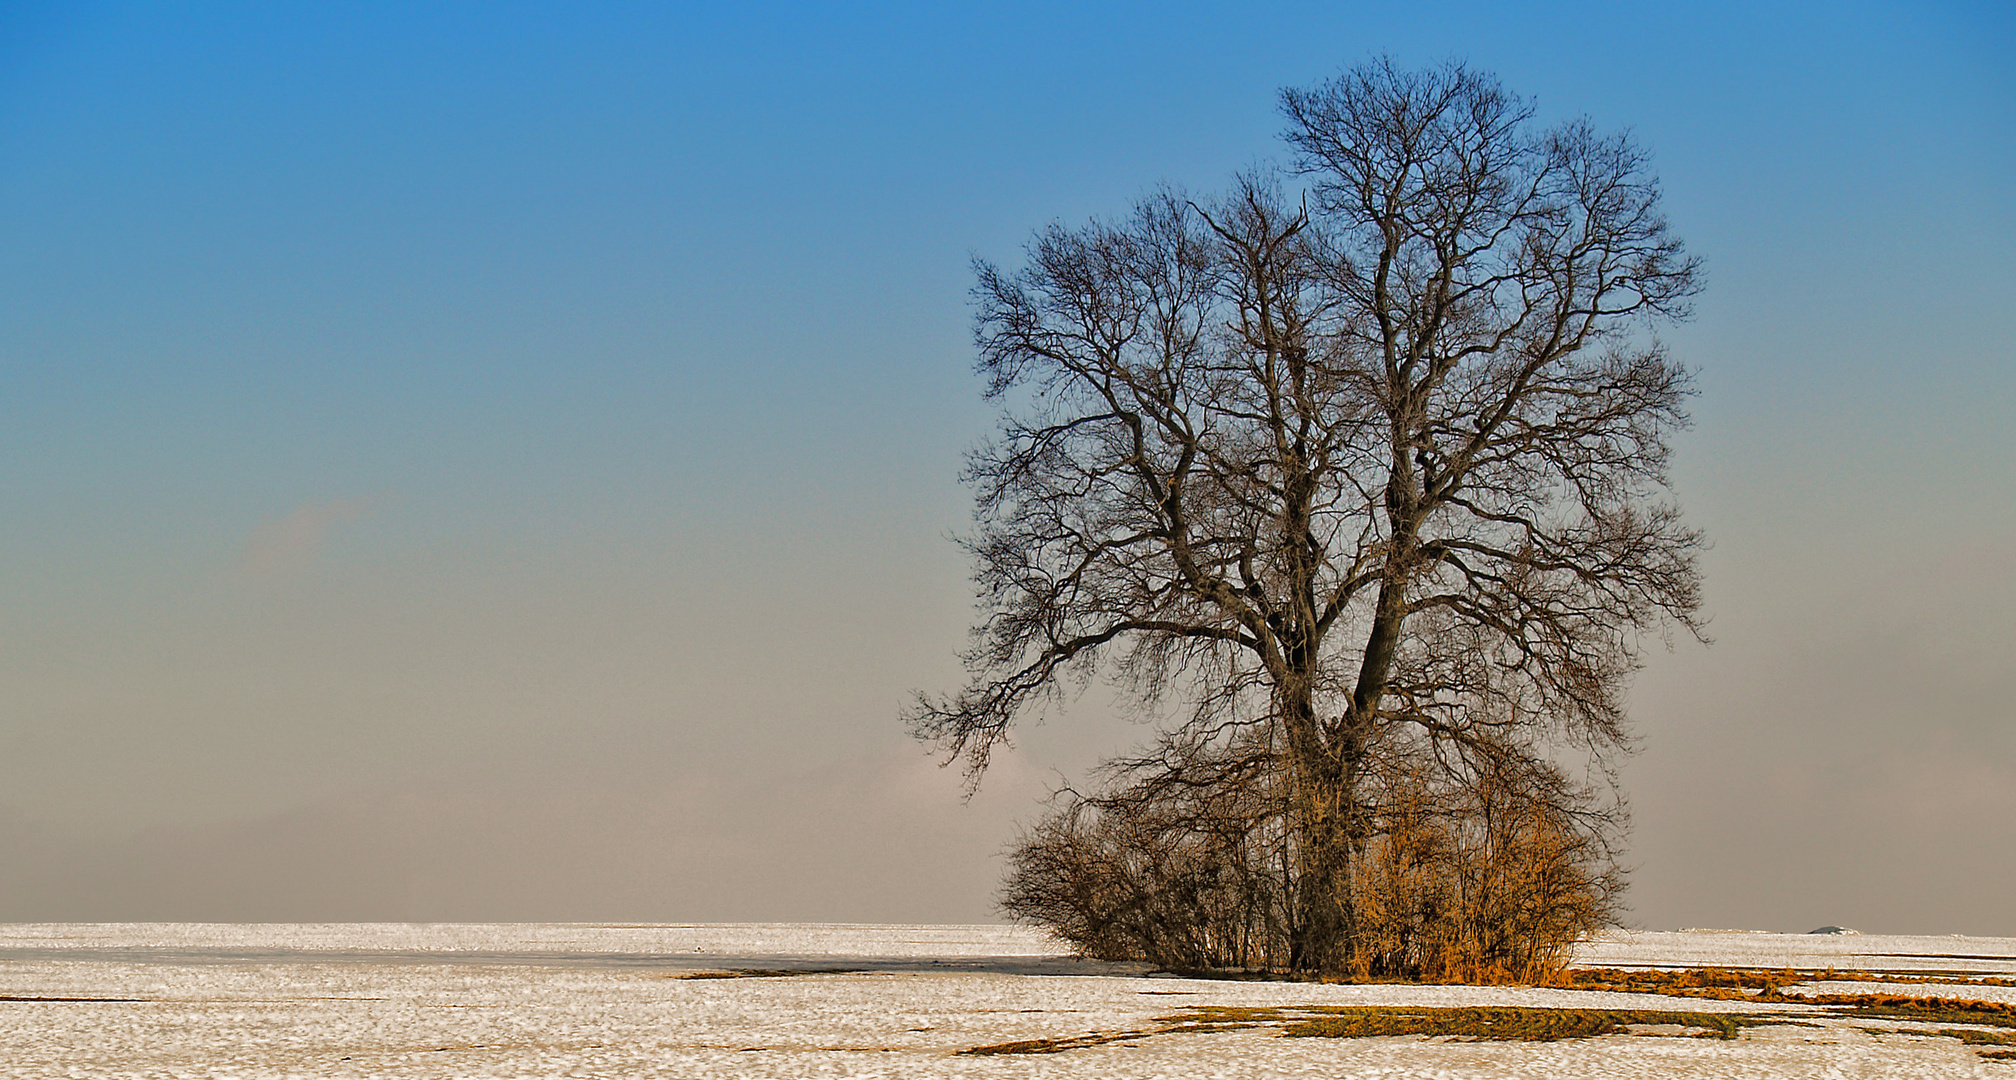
[{"left": 2, "top": 1, "right": 2011, "bottom": 933}]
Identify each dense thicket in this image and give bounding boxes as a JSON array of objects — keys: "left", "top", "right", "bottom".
[
  {"left": 912, "top": 57, "right": 1701, "bottom": 974},
  {"left": 1001, "top": 727, "right": 1620, "bottom": 979}
]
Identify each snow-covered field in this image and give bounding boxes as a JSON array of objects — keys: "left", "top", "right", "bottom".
[{"left": 3, "top": 923, "right": 2013, "bottom": 1078}]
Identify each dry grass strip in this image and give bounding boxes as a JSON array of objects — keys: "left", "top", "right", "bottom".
[
  {"left": 957, "top": 975, "right": 2016, "bottom": 1057},
  {"left": 1558, "top": 967, "right": 2016, "bottom": 999},
  {"left": 959, "top": 1031, "right": 1158, "bottom": 1055},
  {"left": 0, "top": 995, "right": 156, "bottom": 1003},
  {"left": 1280, "top": 1006, "right": 1773, "bottom": 1041},
  {"left": 1806, "top": 994, "right": 2016, "bottom": 1028},
  {"left": 959, "top": 1003, "right": 1797, "bottom": 1054},
  {"left": 1858, "top": 1025, "right": 2016, "bottom": 1064},
  {"left": 1171, "top": 965, "right": 2016, "bottom": 991},
  {"left": 670, "top": 968, "right": 866, "bottom": 980}
]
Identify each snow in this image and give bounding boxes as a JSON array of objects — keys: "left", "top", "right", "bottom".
[
  {"left": 2, "top": 924, "right": 2013, "bottom": 1078},
  {"left": 1575, "top": 928, "right": 2016, "bottom": 977}
]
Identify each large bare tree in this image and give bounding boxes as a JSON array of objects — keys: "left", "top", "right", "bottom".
[{"left": 910, "top": 58, "right": 1704, "bottom": 973}]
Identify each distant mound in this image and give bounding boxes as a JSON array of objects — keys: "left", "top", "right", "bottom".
[{"left": 1808, "top": 926, "right": 1862, "bottom": 935}]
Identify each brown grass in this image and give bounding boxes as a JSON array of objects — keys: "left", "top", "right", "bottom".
[
  {"left": 0, "top": 995, "right": 154, "bottom": 1002},
  {"left": 1871, "top": 1028, "right": 2016, "bottom": 1064},
  {"left": 1824, "top": 971, "right": 2016, "bottom": 988},
  {"left": 1169, "top": 965, "right": 2016, "bottom": 996},
  {"left": 669, "top": 968, "right": 865, "bottom": 980},
  {"left": 1548, "top": 967, "right": 1797, "bottom": 1000},
  {"left": 956, "top": 1002, "right": 1797, "bottom": 1055},
  {"left": 1169, "top": 963, "right": 2002, "bottom": 993},
  {"left": 1931, "top": 1029, "right": 2016, "bottom": 1047},
  {"left": 1803, "top": 994, "right": 2016, "bottom": 1028},
  {"left": 952, "top": 974, "right": 2016, "bottom": 1058},
  {"left": 958, "top": 1031, "right": 1154, "bottom": 1055},
  {"left": 1577, "top": 967, "right": 2016, "bottom": 991},
  {"left": 1281, "top": 1006, "right": 1770, "bottom": 1041}
]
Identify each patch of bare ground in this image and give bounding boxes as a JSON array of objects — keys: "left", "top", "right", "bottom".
[
  {"left": 668, "top": 968, "right": 866, "bottom": 979},
  {"left": 1931, "top": 1029, "right": 2016, "bottom": 1049},
  {"left": 958, "top": 1003, "right": 1802, "bottom": 1055},
  {"left": 1855, "top": 1024, "right": 2016, "bottom": 1064},
  {"left": 953, "top": 978, "right": 2016, "bottom": 1063},
  {"left": 960, "top": 1031, "right": 1156, "bottom": 1055},
  {"left": 1559, "top": 966, "right": 2016, "bottom": 997},
  {"left": 0, "top": 995, "right": 155, "bottom": 1002},
  {"left": 1169, "top": 965, "right": 2016, "bottom": 993},
  {"left": 1278, "top": 1006, "right": 1784, "bottom": 1041},
  {"left": 1797, "top": 993, "right": 2016, "bottom": 1027},
  {"left": 1815, "top": 994, "right": 2016, "bottom": 1063}
]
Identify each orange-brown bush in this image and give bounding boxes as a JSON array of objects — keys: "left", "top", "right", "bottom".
[
  {"left": 1002, "top": 729, "right": 1620, "bottom": 979},
  {"left": 1348, "top": 763, "right": 1621, "bottom": 982}
]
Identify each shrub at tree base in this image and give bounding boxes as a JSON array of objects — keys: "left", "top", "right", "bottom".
[{"left": 1002, "top": 732, "right": 1619, "bottom": 980}]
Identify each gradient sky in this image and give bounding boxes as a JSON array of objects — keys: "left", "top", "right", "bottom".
[{"left": 1, "top": 1, "right": 2011, "bottom": 933}]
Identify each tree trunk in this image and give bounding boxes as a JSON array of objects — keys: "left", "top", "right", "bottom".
[
  {"left": 1283, "top": 691, "right": 1357, "bottom": 973},
  {"left": 1290, "top": 566, "right": 1410, "bottom": 973}
]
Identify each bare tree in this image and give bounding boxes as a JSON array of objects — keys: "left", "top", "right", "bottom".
[{"left": 911, "top": 58, "right": 1703, "bottom": 974}]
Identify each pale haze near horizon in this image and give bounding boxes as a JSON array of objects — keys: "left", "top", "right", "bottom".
[{"left": 1, "top": 1, "right": 2011, "bottom": 934}]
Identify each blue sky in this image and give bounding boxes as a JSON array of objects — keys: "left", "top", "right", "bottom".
[{"left": 1, "top": 1, "right": 2012, "bottom": 929}]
